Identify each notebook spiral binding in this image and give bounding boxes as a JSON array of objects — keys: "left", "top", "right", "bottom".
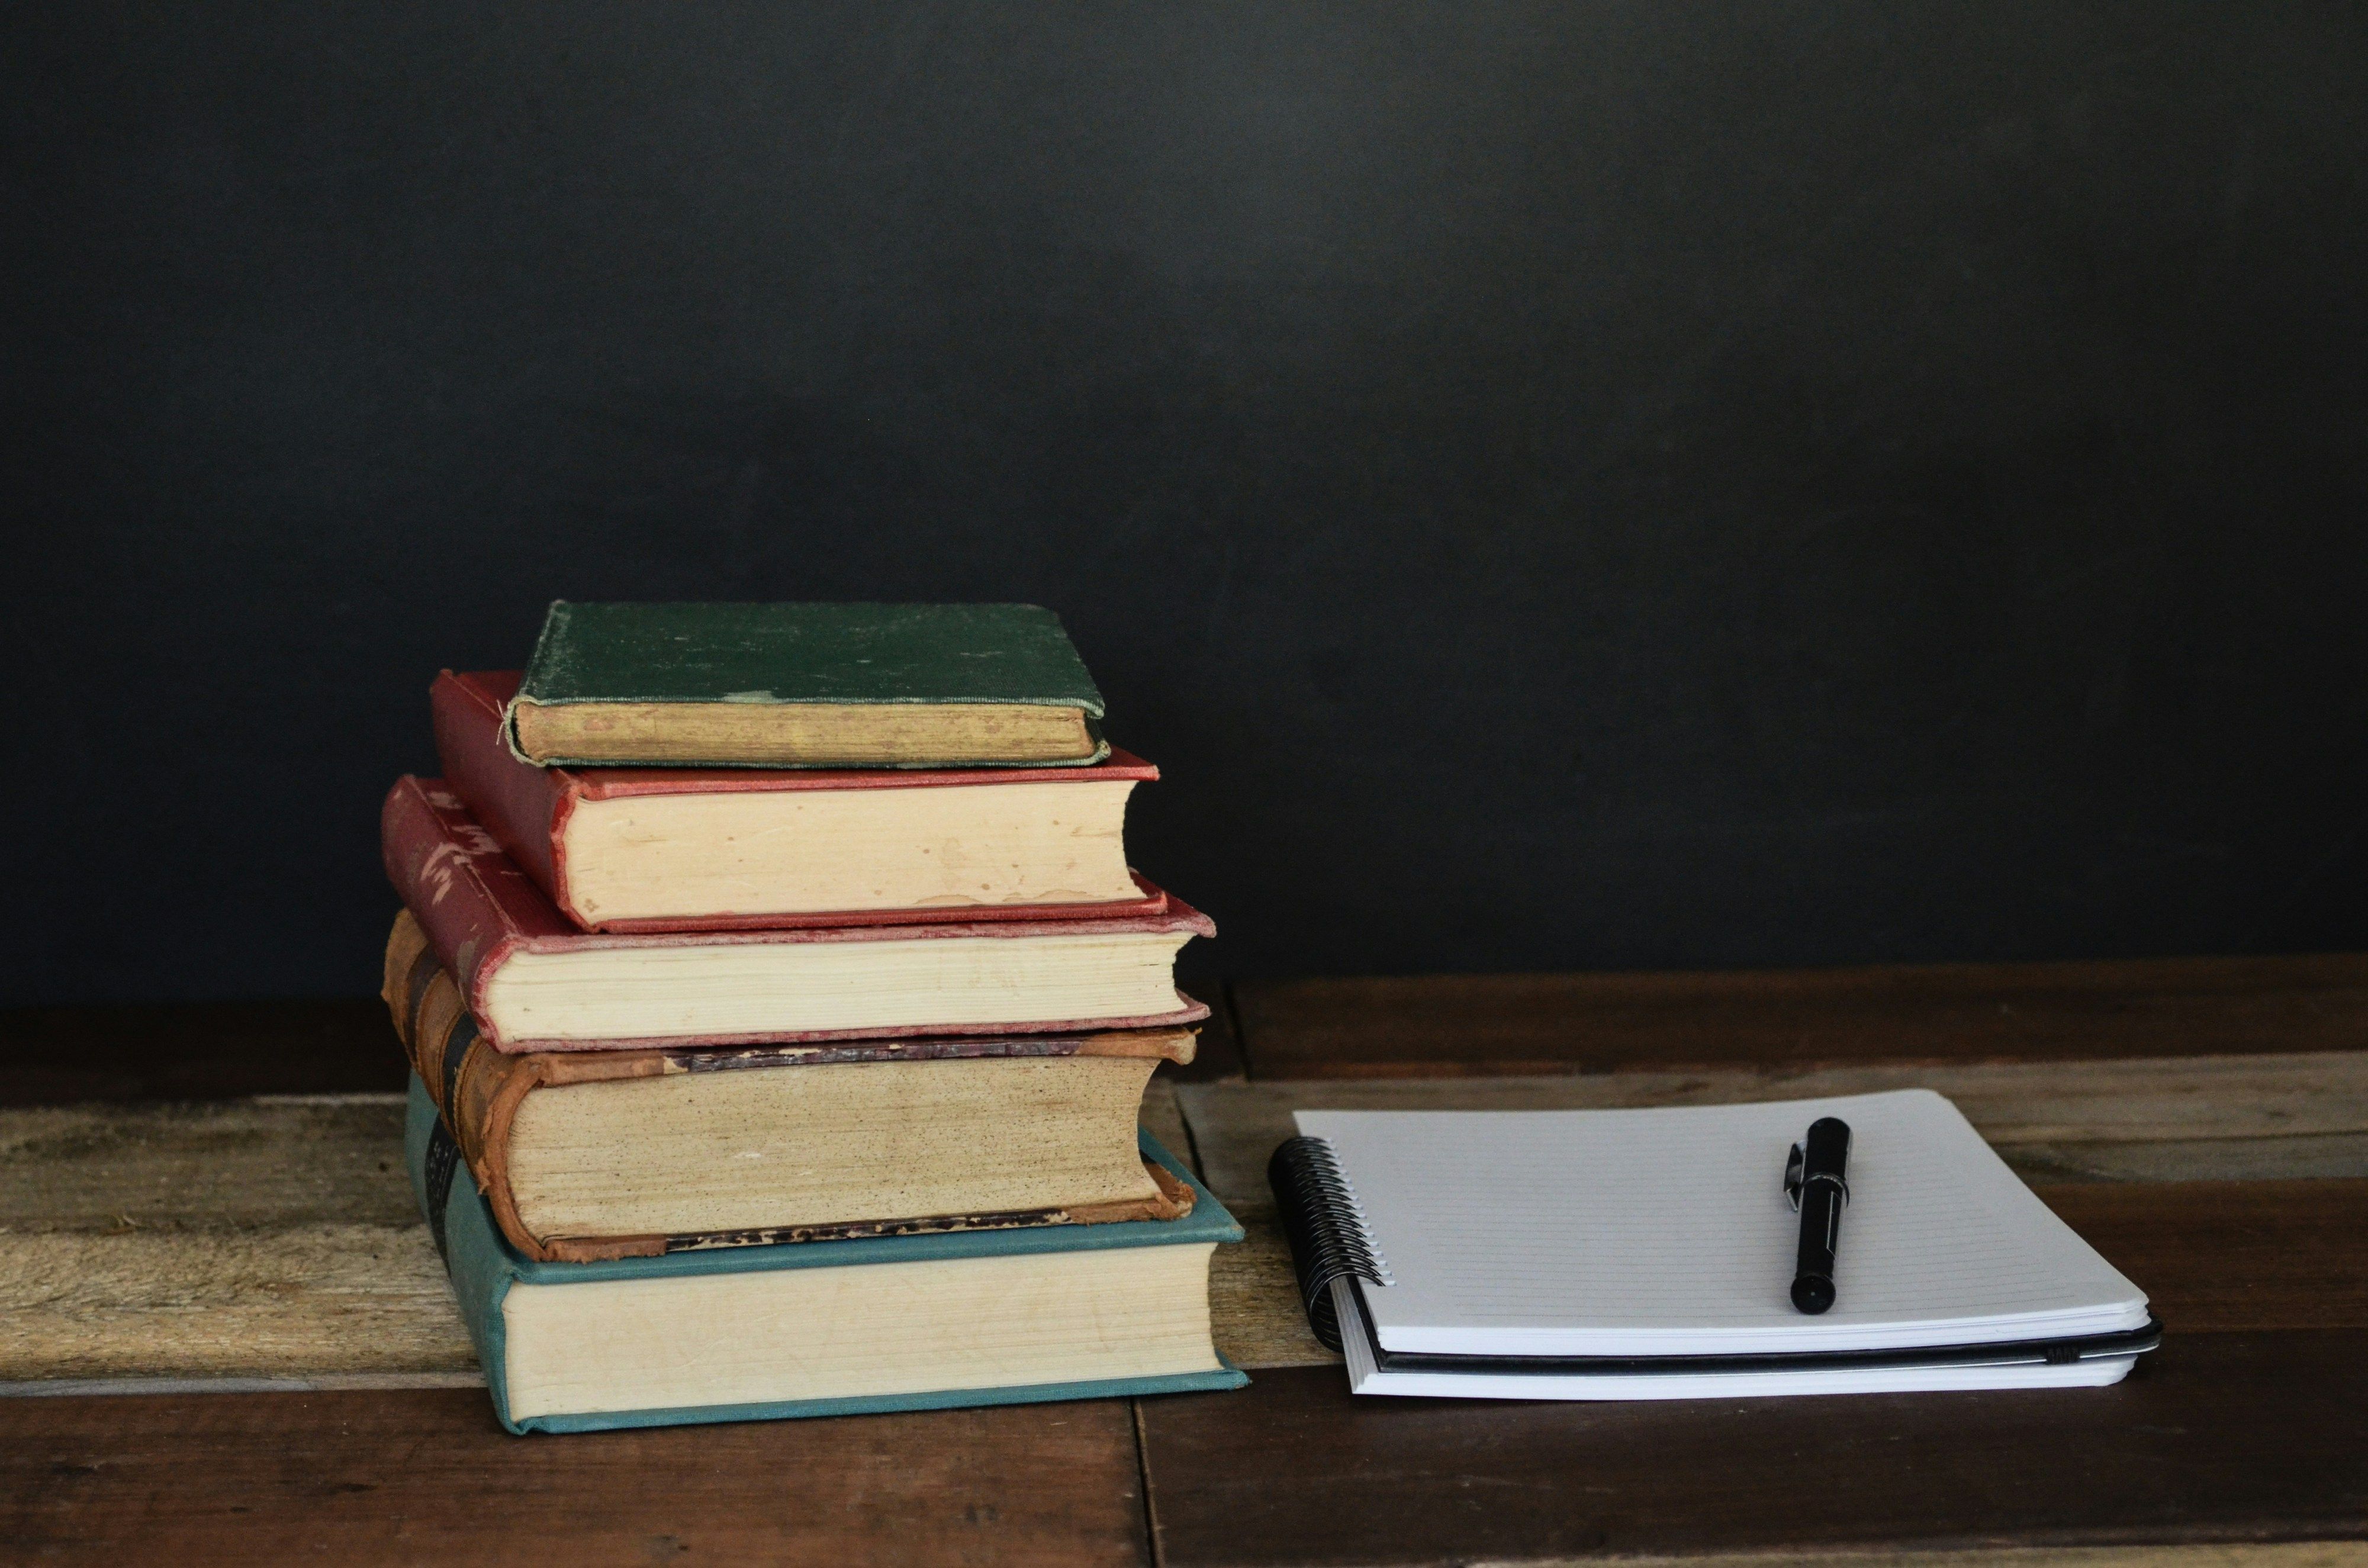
[{"left": 1267, "top": 1135, "right": 1395, "bottom": 1351}]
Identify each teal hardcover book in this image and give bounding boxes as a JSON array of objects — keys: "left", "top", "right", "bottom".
[
  {"left": 507, "top": 601, "right": 1111, "bottom": 768},
  {"left": 407, "top": 1077, "right": 1247, "bottom": 1434}
]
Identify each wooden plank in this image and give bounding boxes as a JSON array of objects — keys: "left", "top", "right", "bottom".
[
  {"left": 0, "top": 1094, "right": 473, "bottom": 1385},
  {"left": 1174, "top": 1055, "right": 2368, "bottom": 1212},
  {"left": 2041, "top": 1181, "right": 2368, "bottom": 1333},
  {"left": 1, "top": 1373, "right": 481, "bottom": 1396},
  {"left": 1209, "top": 1215, "right": 1336, "bottom": 1370},
  {"left": 18, "top": 1103, "right": 2351, "bottom": 1383},
  {"left": 14, "top": 1092, "right": 2359, "bottom": 1385},
  {"left": 0, "top": 1386, "right": 1151, "bottom": 1566},
  {"left": 1137, "top": 1332, "right": 2368, "bottom": 1567},
  {"left": 1234, "top": 955, "right": 2368, "bottom": 1078},
  {"left": 0, "top": 1224, "right": 477, "bottom": 1382},
  {"left": 0, "top": 1096, "right": 414, "bottom": 1229},
  {"left": 0, "top": 999, "right": 403, "bottom": 1104},
  {"left": 2002, "top": 1135, "right": 2368, "bottom": 1185}
]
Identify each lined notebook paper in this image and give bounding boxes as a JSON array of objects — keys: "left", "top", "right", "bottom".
[{"left": 1286, "top": 1091, "right": 2155, "bottom": 1400}]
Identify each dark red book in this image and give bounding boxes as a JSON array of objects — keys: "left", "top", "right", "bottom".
[
  {"left": 435, "top": 670, "right": 1166, "bottom": 933},
  {"left": 381, "top": 775, "right": 1214, "bottom": 1053}
]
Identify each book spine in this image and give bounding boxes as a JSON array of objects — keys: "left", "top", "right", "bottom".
[
  {"left": 380, "top": 908, "right": 437, "bottom": 1035},
  {"left": 432, "top": 671, "right": 580, "bottom": 925},
  {"left": 383, "top": 912, "right": 464, "bottom": 1116},
  {"left": 1267, "top": 1136, "right": 1397, "bottom": 1353},
  {"left": 381, "top": 916, "right": 670, "bottom": 1263},
  {"left": 381, "top": 920, "right": 497, "bottom": 1157},
  {"left": 381, "top": 776, "right": 531, "bottom": 1041},
  {"left": 406, "top": 1073, "right": 522, "bottom": 1431}
]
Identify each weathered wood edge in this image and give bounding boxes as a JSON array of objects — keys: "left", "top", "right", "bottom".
[{"left": 1234, "top": 955, "right": 2368, "bottom": 1078}]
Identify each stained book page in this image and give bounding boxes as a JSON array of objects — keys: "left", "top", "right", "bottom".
[{"left": 1294, "top": 1091, "right": 2148, "bottom": 1358}]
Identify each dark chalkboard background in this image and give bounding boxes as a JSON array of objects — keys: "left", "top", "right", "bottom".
[{"left": 7, "top": 3, "right": 2367, "bottom": 1004}]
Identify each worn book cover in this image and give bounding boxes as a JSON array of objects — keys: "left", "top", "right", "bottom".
[
  {"left": 380, "top": 775, "right": 1214, "bottom": 1051},
  {"left": 437, "top": 668, "right": 1167, "bottom": 932},
  {"left": 509, "top": 601, "right": 1110, "bottom": 767},
  {"left": 382, "top": 923, "right": 1201, "bottom": 1263},
  {"left": 408, "top": 1076, "right": 1249, "bottom": 1434}
]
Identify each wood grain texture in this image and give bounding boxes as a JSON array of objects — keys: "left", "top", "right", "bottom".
[
  {"left": 2041, "top": 1181, "right": 2368, "bottom": 1332},
  {"left": 1209, "top": 1216, "right": 1337, "bottom": 1370},
  {"left": 0, "top": 1225, "right": 475, "bottom": 1382},
  {"left": 0, "top": 1386, "right": 1151, "bottom": 1566},
  {"left": 2002, "top": 1135, "right": 2368, "bottom": 1185},
  {"left": 1, "top": 1097, "right": 414, "bottom": 1229},
  {"left": 1174, "top": 1055, "right": 2368, "bottom": 1213},
  {"left": 0, "top": 999, "right": 404, "bottom": 1105},
  {"left": 1137, "top": 1332, "right": 2368, "bottom": 1567},
  {"left": 11, "top": 1087, "right": 2363, "bottom": 1386},
  {"left": 1234, "top": 955, "right": 2368, "bottom": 1078},
  {"left": 0, "top": 1095, "right": 475, "bottom": 1383}
]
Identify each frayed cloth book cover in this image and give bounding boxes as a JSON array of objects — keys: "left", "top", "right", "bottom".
[{"left": 507, "top": 601, "right": 1109, "bottom": 768}]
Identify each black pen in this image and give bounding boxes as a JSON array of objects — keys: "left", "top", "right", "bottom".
[{"left": 1784, "top": 1117, "right": 1853, "bottom": 1313}]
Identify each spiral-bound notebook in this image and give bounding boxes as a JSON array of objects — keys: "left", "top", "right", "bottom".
[{"left": 1269, "top": 1090, "right": 2160, "bottom": 1400}]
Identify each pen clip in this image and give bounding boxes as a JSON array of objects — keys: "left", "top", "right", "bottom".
[{"left": 1785, "top": 1136, "right": 1849, "bottom": 1210}]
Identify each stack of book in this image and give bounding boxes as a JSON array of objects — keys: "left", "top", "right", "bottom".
[{"left": 378, "top": 601, "right": 1245, "bottom": 1434}]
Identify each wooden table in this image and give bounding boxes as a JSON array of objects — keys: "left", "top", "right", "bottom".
[{"left": 5, "top": 957, "right": 2366, "bottom": 1566}]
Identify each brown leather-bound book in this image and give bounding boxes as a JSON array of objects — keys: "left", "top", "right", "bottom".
[{"left": 382, "top": 913, "right": 1196, "bottom": 1263}]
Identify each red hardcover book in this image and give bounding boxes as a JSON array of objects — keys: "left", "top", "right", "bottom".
[
  {"left": 382, "top": 775, "right": 1214, "bottom": 1053},
  {"left": 434, "top": 670, "right": 1167, "bottom": 933}
]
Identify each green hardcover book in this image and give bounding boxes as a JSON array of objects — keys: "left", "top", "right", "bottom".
[
  {"left": 407, "top": 1076, "right": 1247, "bottom": 1434},
  {"left": 507, "top": 601, "right": 1111, "bottom": 767}
]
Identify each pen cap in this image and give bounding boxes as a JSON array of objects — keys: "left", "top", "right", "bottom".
[{"left": 1801, "top": 1117, "right": 1852, "bottom": 1183}]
